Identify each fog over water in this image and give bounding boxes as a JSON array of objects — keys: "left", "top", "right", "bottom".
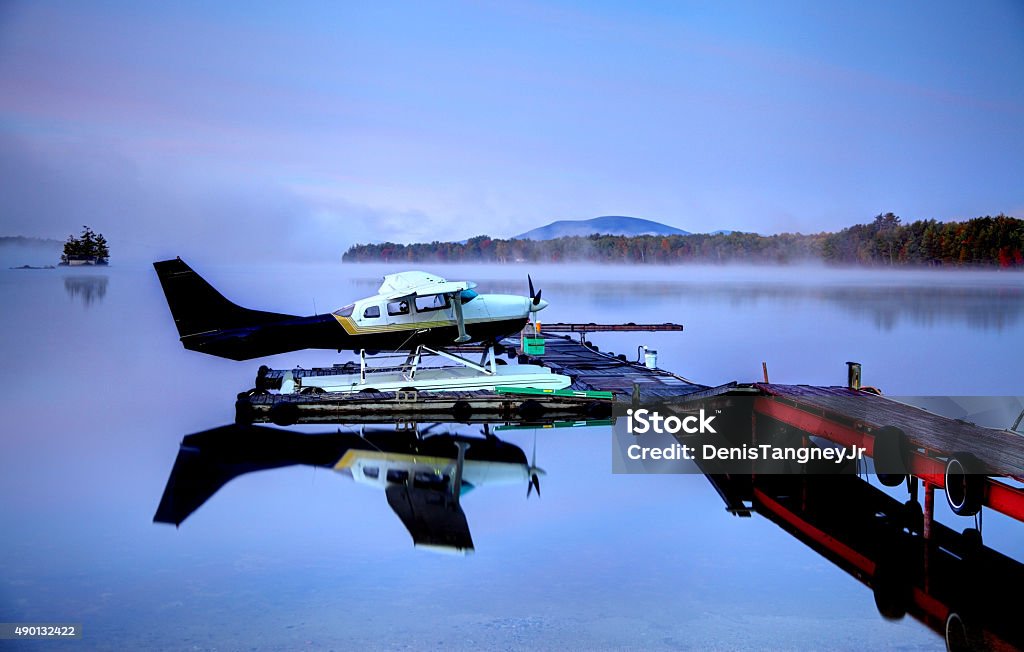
[{"left": 0, "top": 262, "right": 1022, "bottom": 650}]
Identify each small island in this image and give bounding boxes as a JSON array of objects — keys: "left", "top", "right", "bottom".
[{"left": 60, "top": 226, "right": 109, "bottom": 266}]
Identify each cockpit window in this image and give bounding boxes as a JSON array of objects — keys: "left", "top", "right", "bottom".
[
  {"left": 362, "top": 466, "right": 379, "bottom": 479},
  {"left": 387, "top": 300, "right": 410, "bottom": 316},
  {"left": 333, "top": 304, "right": 354, "bottom": 317},
  {"left": 415, "top": 295, "right": 450, "bottom": 312},
  {"left": 363, "top": 305, "right": 380, "bottom": 319},
  {"left": 414, "top": 471, "right": 449, "bottom": 490},
  {"left": 460, "top": 289, "right": 478, "bottom": 304}
]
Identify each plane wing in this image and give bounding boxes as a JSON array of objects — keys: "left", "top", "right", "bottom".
[{"left": 378, "top": 271, "right": 476, "bottom": 300}]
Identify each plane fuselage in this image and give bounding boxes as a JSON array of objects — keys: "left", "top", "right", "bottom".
[{"left": 181, "top": 294, "right": 532, "bottom": 360}]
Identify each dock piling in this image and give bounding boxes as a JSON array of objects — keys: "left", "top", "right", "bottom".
[{"left": 846, "top": 361, "right": 861, "bottom": 390}]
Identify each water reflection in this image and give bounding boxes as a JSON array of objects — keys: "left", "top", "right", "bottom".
[
  {"left": 156, "top": 422, "right": 546, "bottom": 554},
  {"left": 704, "top": 471, "right": 1024, "bottom": 650},
  {"left": 64, "top": 275, "right": 108, "bottom": 306}
]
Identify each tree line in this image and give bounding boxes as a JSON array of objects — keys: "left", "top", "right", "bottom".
[
  {"left": 342, "top": 214, "right": 1024, "bottom": 268},
  {"left": 822, "top": 213, "right": 1023, "bottom": 267}
]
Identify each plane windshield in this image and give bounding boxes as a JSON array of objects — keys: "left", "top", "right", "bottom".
[
  {"left": 415, "top": 295, "right": 451, "bottom": 312},
  {"left": 460, "top": 289, "right": 478, "bottom": 303},
  {"left": 333, "top": 304, "right": 354, "bottom": 317}
]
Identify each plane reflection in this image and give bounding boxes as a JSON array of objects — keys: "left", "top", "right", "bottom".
[
  {"left": 705, "top": 471, "right": 1023, "bottom": 650},
  {"left": 155, "top": 422, "right": 551, "bottom": 554}
]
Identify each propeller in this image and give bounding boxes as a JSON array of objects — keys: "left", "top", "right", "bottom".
[
  {"left": 527, "top": 430, "right": 545, "bottom": 498},
  {"left": 526, "top": 275, "right": 548, "bottom": 338},
  {"left": 528, "top": 274, "right": 542, "bottom": 307}
]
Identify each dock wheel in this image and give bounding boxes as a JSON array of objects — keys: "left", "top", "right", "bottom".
[
  {"left": 517, "top": 399, "right": 544, "bottom": 422},
  {"left": 452, "top": 400, "right": 473, "bottom": 421},
  {"left": 872, "top": 537, "right": 911, "bottom": 621},
  {"left": 960, "top": 527, "right": 983, "bottom": 556},
  {"left": 873, "top": 425, "right": 909, "bottom": 487},
  {"left": 234, "top": 401, "right": 254, "bottom": 425},
  {"left": 586, "top": 401, "right": 611, "bottom": 419},
  {"left": 902, "top": 499, "right": 923, "bottom": 534},
  {"left": 945, "top": 611, "right": 982, "bottom": 652},
  {"left": 269, "top": 403, "right": 299, "bottom": 426},
  {"left": 945, "top": 453, "right": 984, "bottom": 516}
]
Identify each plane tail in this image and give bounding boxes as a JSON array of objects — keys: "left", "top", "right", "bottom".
[{"left": 153, "top": 258, "right": 296, "bottom": 339}]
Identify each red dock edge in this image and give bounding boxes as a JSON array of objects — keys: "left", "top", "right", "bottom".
[{"left": 753, "top": 396, "right": 1024, "bottom": 524}]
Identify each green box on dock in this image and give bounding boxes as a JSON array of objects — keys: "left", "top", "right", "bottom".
[{"left": 523, "top": 337, "right": 545, "bottom": 355}]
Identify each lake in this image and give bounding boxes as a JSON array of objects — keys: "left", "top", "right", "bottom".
[{"left": 1, "top": 262, "right": 1022, "bottom": 650}]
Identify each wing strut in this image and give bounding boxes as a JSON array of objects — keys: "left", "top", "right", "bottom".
[{"left": 451, "top": 292, "right": 471, "bottom": 343}]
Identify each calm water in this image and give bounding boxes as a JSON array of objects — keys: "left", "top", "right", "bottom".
[{"left": 1, "top": 262, "right": 1023, "bottom": 650}]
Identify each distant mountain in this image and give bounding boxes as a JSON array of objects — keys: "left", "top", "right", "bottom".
[{"left": 513, "top": 216, "right": 690, "bottom": 240}]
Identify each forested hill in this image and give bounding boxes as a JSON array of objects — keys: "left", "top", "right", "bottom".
[
  {"left": 342, "top": 214, "right": 1024, "bottom": 267},
  {"left": 822, "top": 214, "right": 1023, "bottom": 266}
]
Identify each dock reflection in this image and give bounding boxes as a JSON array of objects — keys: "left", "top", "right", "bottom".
[
  {"left": 155, "top": 421, "right": 555, "bottom": 554},
  {"left": 705, "top": 471, "right": 1024, "bottom": 650}
]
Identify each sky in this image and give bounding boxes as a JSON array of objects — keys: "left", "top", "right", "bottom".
[{"left": 1, "top": 0, "right": 1022, "bottom": 261}]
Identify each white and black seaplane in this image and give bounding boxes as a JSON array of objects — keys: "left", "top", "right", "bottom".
[
  {"left": 154, "top": 423, "right": 546, "bottom": 554},
  {"left": 153, "top": 258, "right": 569, "bottom": 393}
]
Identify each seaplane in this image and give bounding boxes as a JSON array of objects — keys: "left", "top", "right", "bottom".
[
  {"left": 154, "top": 423, "right": 546, "bottom": 554},
  {"left": 153, "top": 258, "right": 569, "bottom": 393}
]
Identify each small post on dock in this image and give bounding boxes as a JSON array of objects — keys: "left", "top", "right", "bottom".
[
  {"left": 923, "top": 481, "right": 934, "bottom": 540},
  {"left": 846, "top": 361, "right": 861, "bottom": 390}
]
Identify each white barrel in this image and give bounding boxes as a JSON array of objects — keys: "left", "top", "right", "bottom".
[{"left": 644, "top": 349, "right": 658, "bottom": 369}]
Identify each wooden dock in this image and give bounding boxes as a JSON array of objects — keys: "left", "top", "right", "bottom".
[
  {"left": 754, "top": 384, "right": 1024, "bottom": 479},
  {"left": 536, "top": 322, "right": 684, "bottom": 335},
  {"left": 238, "top": 388, "right": 612, "bottom": 426},
  {"left": 506, "top": 333, "right": 735, "bottom": 402},
  {"left": 752, "top": 383, "right": 1024, "bottom": 523},
  {"left": 238, "top": 323, "right": 697, "bottom": 425}
]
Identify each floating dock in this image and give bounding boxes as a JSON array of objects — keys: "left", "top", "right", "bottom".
[
  {"left": 238, "top": 387, "right": 612, "bottom": 426},
  {"left": 237, "top": 323, "right": 699, "bottom": 425},
  {"left": 236, "top": 321, "right": 1024, "bottom": 536},
  {"left": 505, "top": 329, "right": 737, "bottom": 402},
  {"left": 752, "top": 383, "right": 1024, "bottom": 523}
]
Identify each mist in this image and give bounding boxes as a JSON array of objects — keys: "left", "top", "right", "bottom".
[{"left": 0, "top": 134, "right": 384, "bottom": 264}]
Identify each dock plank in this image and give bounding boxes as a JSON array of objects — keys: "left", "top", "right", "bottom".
[{"left": 506, "top": 334, "right": 710, "bottom": 400}]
